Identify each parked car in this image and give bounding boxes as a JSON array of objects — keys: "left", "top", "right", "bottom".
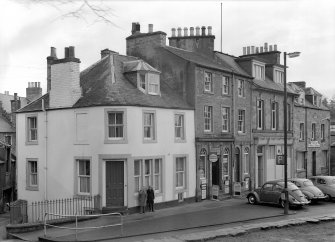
[
  {"left": 288, "top": 178, "right": 327, "bottom": 203},
  {"left": 247, "top": 180, "right": 310, "bottom": 208},
  {"left": 309, "top": 176, "right": 335, "bottom": 201}
]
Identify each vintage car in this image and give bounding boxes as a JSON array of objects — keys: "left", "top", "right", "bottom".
[
  {"left": 288, "top": 178, "right": 327, "bottom": 203},
  {"left": 247, "top": 180, "right": 310, "bottom": 208},
  {"left": 309, "top": 176, "right": 335, "bottom": 201}
]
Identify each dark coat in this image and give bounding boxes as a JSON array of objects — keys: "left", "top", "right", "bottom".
[{"left": 147, "top": 188, "right": 155, "bottom": 202}]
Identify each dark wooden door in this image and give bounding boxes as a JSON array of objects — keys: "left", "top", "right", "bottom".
[
  {"left": 106, "top": 161, "right": 124, "bottom": 207},
  {"left": 312, "top": 152, "right": 316, "bottom": 176}
]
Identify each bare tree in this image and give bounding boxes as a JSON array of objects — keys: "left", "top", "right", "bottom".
[{"left": 14, "top": 0, "right": 117, "bottom": 26}]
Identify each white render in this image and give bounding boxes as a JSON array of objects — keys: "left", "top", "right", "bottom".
[{"left": 16, "top": 106, "right": 196, "bottom": 208}]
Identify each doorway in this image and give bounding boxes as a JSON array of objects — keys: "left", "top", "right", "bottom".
[
  {"left": 106, "top": 161, "right": 124, "bottom": 207},
  {"left": 234, "top": 148, "right": 241, "bottom": 182},
  {"left": 312, "top": 151, "right": 316, "bottom": 176}
]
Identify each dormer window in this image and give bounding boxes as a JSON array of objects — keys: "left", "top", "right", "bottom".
[
  {"left": 274, "top": 70, "right": 284, "bottom": 84},
  {"left": 137, "top": 72, "right": 160, "bottom": 95},
  {"left": 253, "top": 63, "right": 265, "bottom": 80},
  {"left": 312, "top": 95, "right": 320, "bottom": 106},
  {"left": 140, "top": 74, "right": 146, "bottom": 90}
]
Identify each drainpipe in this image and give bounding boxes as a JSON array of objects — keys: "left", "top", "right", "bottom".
[
  {"left": 231, "top": 70, "right": 235, "bottom": 195},
  {"left": 42, "top": 99, "right": 48, "bottom": 200},
  {"left": 249, "top": 78, "right": 253, "bottom": 190},
  {"left": 305, "top": 106, "right": 308, "bottom": 178}
]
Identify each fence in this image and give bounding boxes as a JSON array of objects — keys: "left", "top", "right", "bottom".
[
  {"left": 43, "top": 212, "right": 123, "bottom": 240},
  {"left": 10, "top": 195, "right": 101, "bottom": 224}
]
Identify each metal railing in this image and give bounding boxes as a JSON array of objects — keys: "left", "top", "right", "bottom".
[
  {"left": 10, "top": 195, "right": 101, "bottom": 224},
  {"left": 43, "top": 212, "right": 123, "bottom": 240}
]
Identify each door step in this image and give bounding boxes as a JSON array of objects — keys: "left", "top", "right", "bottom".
[{"left": 102, "top": 206, "right": 128, "bottom": 215}]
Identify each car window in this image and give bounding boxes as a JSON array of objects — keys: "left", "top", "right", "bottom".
[
  {"left": 303, "top": 180, "right": 313, "bottom": 186},
  {"left": 318, "top": 178, "right": 326, "bottom": 184},
  {"left": 262, "top": 183, "right": 273, "bottom": 191},
  {"left": 273, "top": 184, "right": 282, "bottom": 192}
]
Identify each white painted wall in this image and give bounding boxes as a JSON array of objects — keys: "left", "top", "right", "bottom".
[{"left": 17, "top": 106, "right": 196, "bottom": 208}]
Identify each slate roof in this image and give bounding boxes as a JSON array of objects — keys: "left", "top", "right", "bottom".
[
  {"left": 161, "top": 46, "right": 251, "bottom": 78},
  {"left": 17, "top": 53, "right": 193, "bottom": 113},
  {"left": 305, "top": 87, "right": 322, "bottom": 96},
  {"left": 123, "top": 60, "right": 160, "bottom": 73},
  {"left": 253, "top": 76, "right": 297, "bottom": 95},
  {"left": 214, "top": 52, "right": 250, "bottom": 77}
]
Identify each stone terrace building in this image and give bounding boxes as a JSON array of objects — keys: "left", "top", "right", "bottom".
[
  {"left": 126, "top": 23, "right": 253, "bottom": 199},
  {"left": 234, "top": 44, "right": 297, "bottom": 187},
  {"left": 289, "top": 82, "right": 330, "bottom": 178}
]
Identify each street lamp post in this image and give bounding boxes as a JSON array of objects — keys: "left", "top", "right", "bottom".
[{"left": 284, "top": 51, "right": 300, "bottom": 215}]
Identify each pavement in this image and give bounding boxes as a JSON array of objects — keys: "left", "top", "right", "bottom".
[{"left": 6, "top": 197, "right": 335, "bottom": 242}]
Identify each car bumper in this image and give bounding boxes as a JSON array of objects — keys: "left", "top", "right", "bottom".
[
  {"left": 291, "top": 200, "right": 310, "bottom": 206},
  {"left": 310, "top": 195, "right": 328, "bottom": 201}
]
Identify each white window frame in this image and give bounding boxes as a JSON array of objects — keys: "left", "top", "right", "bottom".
[
  {"left": 311, "top": 123, "right": 316, "bottom": 140},
  {"left": 204, "top": 72, "right": 213, "bottom": 93},
  {"left": 299, "top": 123, "right": 305, "bottom": 141},
  {"left": 237, "top": 79, "right": 245, "bottom": 97},
  {"left": 76, "top": 159, "right": 91, "bottom": 195},
  {"left": 271, "top": 102, "right": 278, "bottom": 130},
  {"left": 26, "top": 114, "right": 38, "bottom": 144},
  {"left": 238, "top": 109, "right": 245, "bottom": 133},
  {"left": 222, "top": 106, "right": 230, "bottom": 132},
  {"left": 143, "top": 110, "right": 156, "bottom": 142},
  {"left": 139, "top": 73, "right": 146, "bottom": 91},
  {"left": 204, "top": 105, "right": 213, "bottom": 132},
  {"left": 104, "top": 108, "right": 127, "bottom": 144},
  {"left": 274, "top": 69, "right": 284, "bottom": 84},
  {"left": 174, "top": 113, "right": 185, "bottom": 142},
  {"left": 257, "top": 99, "right": 264, "bottom": 130},
  {"left": 253, "top": 63, "right": 265, "bottom": 80},
  {"left": 26, "top": 159, "right": 38, "bottom": 190},
  {"left": 175, "top": 157, "right": 186, "bottom": 189},
  {"left": 134, "top": 158, "right": 162, "bottom": 193},
  {"left": 222, "top": 76, "right": 229, "bottom": 95}
]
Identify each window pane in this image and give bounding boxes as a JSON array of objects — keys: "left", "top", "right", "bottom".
[
  {"left": 134, "top": 160, "right": 140, "bottom": 175},
  {"left": 145, "top": 159, "right": 151, "bottom": 175},
  {"left": 155, "top": 159, "right": 160, "bottom": 173}
]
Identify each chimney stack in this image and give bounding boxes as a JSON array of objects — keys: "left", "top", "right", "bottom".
[
  {"left": 47, "top": 47, "right": 58, "bottom": 92},
  {"left": 69, "top": 46, "right": 75, "bottom": 57},
  {"left": 256, "top": 47, "right": 259, "bottom": 53},
  {"left": 131, "top": 22, "right": 137, "bottom": 34},
  {"left": 269, "top": 45, "right": 273, "bottom": 51},
  {"left": 26, "top": 82, "right": 42, "bottom": 103},
  {"left": 148, "top": 24, "right": 153, "bottom": 33},
  {"left": 264, "top": 42, "right": 268, "bottom": 52},
  {"left": 274, "top": 44, "right": 278, "bottom": 51}
]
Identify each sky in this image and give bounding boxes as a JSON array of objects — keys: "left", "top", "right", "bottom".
[{"left": 0, "top": 0, "right": 335, "bottom": 99}]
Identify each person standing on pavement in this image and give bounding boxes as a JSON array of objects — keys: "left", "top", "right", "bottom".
[
  {"left": 147, "top": 186, "right": 155, "bottom": 212},
  {"left": 138, "top": 187, "right": 147, "bottom": 214}
]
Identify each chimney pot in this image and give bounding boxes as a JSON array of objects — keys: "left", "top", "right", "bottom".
[
  {"left": 177, "top": 27, "right": 182, "bottom": 37},
  {"left": 260, "top": 46, "right": 264, "bottom": 53},
  {"left": 269, "top": 45, "right": 273, "bottom": 51},
  {"left": 207, "top": 26, "right": 212, "bottom": 35},
  {"left": 69, "top": 46, "right": 75, "bottom": 58},
  {"left": 201, "top": 26, "right": 206, "bottom": 36},
  {"left": 190, "top": 27, "right": 194, "bottom": 36},
  {"left": 148, "top": 24, "right": 153, "bottom": 33},
  {"left": 183, "top": 27, "right": 188, "bottom": 36},
  {"left": 65, "top": 47, "right": 69, "bottom": 58},
  {"left": 14, "top": 93, "right": 17, "bottom": 101},
  {"left": 50, "top": 47, "right": 57, "bottom": 58},
  {"left": 243, "top": 47, "right": 246, "bottom": 55},
  {"left": 256, "top": 47, "right": 259, "bottom": 53},
  {"left": 264, "top": 42, "right": 268, "bottom": 52},
  {"left": 247, "top": 46, "right": 250, "bottom": 55},
  {"left": 171, "top": 28, "right": 176, "bottom": 37},
  {"left": 131, "top": 22, "right": 137, "bottom": 34},
  {"left": 196, "top": 26, "right": 200, "bottom": 36},
  {"left": 135, "top": 23, "right": 140, "bottom": 33},
  {"left": 251, "top": 46, "right": 255, "bottom": 54},
  {"left": 274, "top": 44, "right": 278, "bottom": 51}
]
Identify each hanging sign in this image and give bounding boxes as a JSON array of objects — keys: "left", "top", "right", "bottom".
[{"left": 209, "top": 154, "right": 218, "bottom": 162}]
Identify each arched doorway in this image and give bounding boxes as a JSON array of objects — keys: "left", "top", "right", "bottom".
[{"left": 235, "top": 147, "right": 241, "bottom": 182}]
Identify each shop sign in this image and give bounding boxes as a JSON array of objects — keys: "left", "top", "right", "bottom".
[
  {"left": 276, "top": 154, "right": 284, "bottom": 165},
  {"left": 209, "top": 153, "right": 218, "bottom": 162},
  {"left": 308, "top": 141, "right": 320, "bottom": 148}
]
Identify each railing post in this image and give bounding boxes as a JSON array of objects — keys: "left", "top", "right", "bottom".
[
  {"left": 75, "top": 213, "right": 78, "bottom": 241},
  {"left": 44, "top": 212, "right": 47, "bottom": 237}
]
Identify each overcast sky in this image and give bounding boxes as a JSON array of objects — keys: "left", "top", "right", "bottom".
[{"left": 1, "top": 0, "right": 335, "bottom": 99}]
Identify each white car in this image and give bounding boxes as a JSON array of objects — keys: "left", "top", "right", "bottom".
[{"left": 309, "top": 176, "right": 335, "bottom": 201}]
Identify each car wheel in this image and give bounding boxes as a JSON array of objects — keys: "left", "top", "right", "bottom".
[
  {"left": 248, "top": 195, "right": 257, "bottom": 205},
  {"left": 325, "top": 194, "right": 332, "bottom": 202}
]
